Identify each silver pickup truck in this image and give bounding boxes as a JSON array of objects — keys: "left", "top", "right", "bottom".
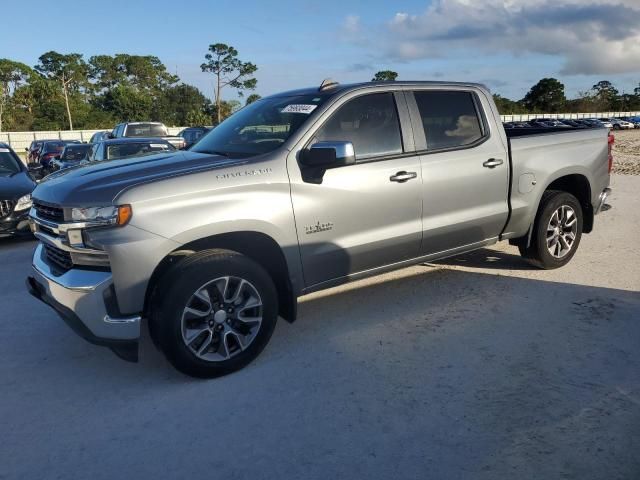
[{"left": 26, "top": 80, "right": 612, "bottom": 377}]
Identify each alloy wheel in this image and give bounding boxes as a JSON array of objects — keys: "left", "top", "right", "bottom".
[{"left": 181, "top": 276, "right": 263, "bottom": 362}]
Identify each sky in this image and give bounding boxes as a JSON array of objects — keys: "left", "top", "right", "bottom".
[{"left": 2, "top": 0, "right": 640, "bottom": 101}]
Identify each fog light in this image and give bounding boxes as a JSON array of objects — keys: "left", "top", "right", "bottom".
[{"left": 67, "top": 229, "right": 84, "bottom": 247}]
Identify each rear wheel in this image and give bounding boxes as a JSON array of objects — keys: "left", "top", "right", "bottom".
[
  {"left": 519, "top": 190, "right": 583, "bottom": 269},
  {"left": 152, "top": 249, "right": 278, "bottom": 378}
]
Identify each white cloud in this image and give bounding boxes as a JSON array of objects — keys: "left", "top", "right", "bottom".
[
  {"left": 359, "top": 0, "right": 640, "bottom": 75},
  {"left": 343, "top": 15, "right": 361, "bottom": 35}
]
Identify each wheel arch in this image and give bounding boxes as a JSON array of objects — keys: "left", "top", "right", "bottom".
[
  {"left": 144, "top": 231, "right": 298, "bottom": 323},
  {"left": 544, "top": 173, "right": 593, "bottom": 233}
]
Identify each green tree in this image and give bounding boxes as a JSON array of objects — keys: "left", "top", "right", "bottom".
[
  {"left": 372, "top": 70, "right": 398, "bottom": 81},
  {"left": 492, "top": 94, "right": 527, "bottom": 114},
  {"left": 245, "top": 93, "right": 261, "bottom": 105},
  {"left": 154, "top": 84, "right": 211, "bottom": 125},
  {"left": 35, "top": 51, "right": 88, "bottom": 130},
  {"left": 201, "top": 43, "right": 257, "bottom": 124},
  {"left": 101, "top": 84, "right": 153, "bottom": 122},
  {"left": 185, "top": 109, "right": 211, "bottom": 126},
  {"left": 591, "top": 80, "right": 619, "bottom": 111},
  {"left": 0, "top": 59, "right": 32, "bottom": 131},
  {"left": 90, "top": 54, "right": 179, "bottom": 123},
  {"left": 522, "top": 78, "right": 566, "bottom": 113},
  {"left": 211, "top": 99, "right": 241, "bottom": 123}
]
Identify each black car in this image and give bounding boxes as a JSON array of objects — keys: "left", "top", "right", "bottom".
[
  {"left": 559, "top": 119, "right": 586, "bottom": 128},
  {"left": 0, "top": 143, "right": 37, "bottom": 238},
  {"left": 49, "top": 143, "right": 92, "bottom": 172},
  {"left": 178, "top": 127, "right": 211, "bottom": 149},
  {"left": 86, "top": 137, "right": 176, "bottom": 162},
  {"left": 37, "top": 140, "right": 82, "bottom": 171}
]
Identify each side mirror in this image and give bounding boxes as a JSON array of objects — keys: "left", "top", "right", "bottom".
[
  {"left": 301, "top": 141, "right": 355, "bottom": 168},
  {"left": 25, "top": 147, "right": 29, "bottom": 152}
]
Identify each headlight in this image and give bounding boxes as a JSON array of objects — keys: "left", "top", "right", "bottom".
[
  {"left": 14, "top": 194, "right": 33, "bottom": 211},
  {"left": 71, "top": 204, "right": 132, "bottom": 226}
]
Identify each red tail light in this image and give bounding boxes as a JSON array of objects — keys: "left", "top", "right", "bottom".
[{"left": 607, "top": 133, "right": 615, "bottom": 173}]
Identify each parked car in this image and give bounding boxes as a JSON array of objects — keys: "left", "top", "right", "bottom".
[
  {"left": 36, "top": 140, "right": 82, "bottom": 171},
  {"left": 27, "top": 80, "right": 612, "bottom": 377},
  {"left": 606, "top": 118, "right": 635, "bottom": 130},
  {"left": 0, "top": 143, "right": 36, "bottom": 237},
  {"left": 25, "top": 139, "right": 59, "bottom": 164},
  {"left": 84, "top": 138, "right": 176, "bottom": 163},
  {"left": 111, "top": 122, "right": 186, "bottom": 150},
  {"left": 89, "top": 131, "right": 111, "bottom": 143},
  {"left": 596, "top": 118, "right": 614, "bottom": 129},
  {"left": 558, "top": 119, "right": 586, "bottom": 128},
  {"left": 49, "top": 143, "right": 92, "bottom": 172},
  {"left": 529, "top": 118, "right": 570, "bottom": 128},
  {"left": 579, "top": 119, "right": 608, "bottom": 128},
  {"left": 626, "top": 116, "right": 640, "bottom": 128},
  {"left": 178, "top": 127, "right": 211, "bottom": 149},
  {"left": 503, "top": 121, "right": 529, "bottom": 129}
]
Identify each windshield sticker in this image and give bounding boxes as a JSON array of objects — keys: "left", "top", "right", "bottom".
[
  {"left": 0, "top": 148, "right": 10, "bottom": 152},
  {"left": 281, "top": 104, "right": 318, "bottom": 114}
]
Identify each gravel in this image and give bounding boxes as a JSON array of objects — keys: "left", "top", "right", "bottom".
[
  {"left": 612, "top": 129, "right": 640, "bottom": 175},
  {"left": 0, "top": 176, "right": 638, "bottom": 480}
]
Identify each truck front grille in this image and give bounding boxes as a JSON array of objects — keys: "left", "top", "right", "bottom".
[
  {"left": 33, "top": 201, "right": 64, "bottom": 222},
  {"left": 0, "top": 200, "right": 14, "bottom": 219},
  {"left": 43, "top": 243, "right": 73, "bottom": 272}
]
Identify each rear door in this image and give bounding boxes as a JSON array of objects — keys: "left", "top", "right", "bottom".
[
  {"left": 406, "top": 88, "right": 509, "bottom": 254},
  {"left": 287, "top": 90, "right": 423, "bottom": 288}
]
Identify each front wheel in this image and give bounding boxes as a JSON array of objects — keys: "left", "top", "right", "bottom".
[
  {"left": 152, "top": 250, "right": 278, "bottom": 378},
  {"left": 519, "top": 190, "right": 583, "bottom": 269}
]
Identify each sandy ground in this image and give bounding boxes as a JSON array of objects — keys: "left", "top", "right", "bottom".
[
  {"left": 612, "top": 128, "right": 640, "bottom": 175},
  {"left": 0, "top": 177, "right": 639, "bottom": 480}
]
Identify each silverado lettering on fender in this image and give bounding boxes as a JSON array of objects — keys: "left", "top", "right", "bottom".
[{"left": 26, "top": 80, "right": 612, "bottom": 378}]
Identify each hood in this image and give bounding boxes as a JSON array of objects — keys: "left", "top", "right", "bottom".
[
  {"left": 0, "top": 171, "right": 36, "bottom": 200},
  {"left": 33, "top": 150, "right": 246, "bottom": 206}
]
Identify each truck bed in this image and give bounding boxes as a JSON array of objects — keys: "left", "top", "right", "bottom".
[{"left": 501, "top": 126, "right": 610, "bottom": 239}]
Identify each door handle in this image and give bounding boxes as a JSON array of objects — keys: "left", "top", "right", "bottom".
[
  {"left": 390, "top": 171, "right": 417, "bottom": 183},
  {"left": 483, "top": 158, "right": 504, "bottom": 168}
]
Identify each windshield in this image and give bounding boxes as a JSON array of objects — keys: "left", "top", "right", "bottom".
[
  {"left": 125, "top": 123, "right": 168, "bottom": 137},
  {"left": 192, "top": 94, "right": 330, "bottom": 157},
  {"left": 0, "top": 148, "right": 22, "bottom": 175},
  {"left": 61, "top": 145, "right": 90, "bottom": 160},
  {"left": 106, "top": 142, "right": 175, "bottom": 160},
  {"left": 43, "top": 142, "right": 65, "bottom": 153}
]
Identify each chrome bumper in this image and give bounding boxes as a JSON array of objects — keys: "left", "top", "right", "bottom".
[
  {"left": 27, "top": 244, "right": 141, "bottom": 361},
  {"left": 595, "top": 187, "right": 612, "bottom": 215}
]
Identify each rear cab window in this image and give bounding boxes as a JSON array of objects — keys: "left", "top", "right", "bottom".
[{"left": 413, "top": 90, "right": 486, "bottom": 151}]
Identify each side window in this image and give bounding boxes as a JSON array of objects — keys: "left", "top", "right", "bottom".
[
  {"left": 313, "top": 93, "right": 403, "bottom": 160},
  {"left": 413, "top": 91, "right": 485, "bottom": 151}
]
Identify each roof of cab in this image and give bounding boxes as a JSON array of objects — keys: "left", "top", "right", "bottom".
[{"left": 268, "top": 80, "right": 490, "bottom": 99}]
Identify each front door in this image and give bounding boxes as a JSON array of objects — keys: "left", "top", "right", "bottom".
[{"left": 288, "top": 92, "right": 423, "bottom": 288}]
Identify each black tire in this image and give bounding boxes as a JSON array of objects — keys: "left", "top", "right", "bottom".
[
  {"left": 151, "top": 249, "right": 278, "bottom": 378},
  {"left": 519, "top": 190, "right": 583, "bottom": 269}
]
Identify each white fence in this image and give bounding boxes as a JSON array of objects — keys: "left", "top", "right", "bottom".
[
  {"left": 0, "top": 127, "right": 185, "bottom": 156},
  {"left": 501, "top": 112, "right": 640, "bottom": 122}
]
